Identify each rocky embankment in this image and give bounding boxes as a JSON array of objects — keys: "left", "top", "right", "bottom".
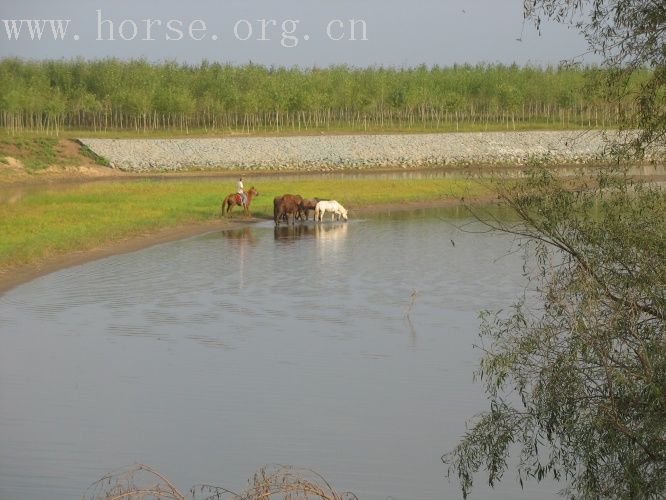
[{"left": 79, "top": 131, "right": 619, "bottom": 172}]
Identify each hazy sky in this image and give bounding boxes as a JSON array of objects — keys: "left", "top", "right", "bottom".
[{"left": 0, "top": 0, "right": 594, "bottom": 66}]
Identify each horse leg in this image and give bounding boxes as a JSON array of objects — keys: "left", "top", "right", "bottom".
[{"left": 231, "top": 200, "right": 239, "bottom": 217}]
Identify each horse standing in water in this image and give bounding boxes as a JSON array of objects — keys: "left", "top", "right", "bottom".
[
  {"left": 221, "top": 186, "right": 259, "bottom": 217},
  {"left": 274, "top": 194, "right": 303, "bottom": 226},
  {"left": 314, "top": 200, "right": 348, "bottom": 222},
  {"left": 299, "top": 198, "right": 322, "bottom": 221}
]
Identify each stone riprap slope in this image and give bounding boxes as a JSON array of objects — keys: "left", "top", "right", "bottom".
[{"left": 79, "top": 131, "right": 614, "bottom": 172}]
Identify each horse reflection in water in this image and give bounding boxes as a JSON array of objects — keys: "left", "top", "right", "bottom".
[
  {"left": 222, "top": 227, "right": 257, "bottom": 289},
  {"left": 221, "top": 227, "right": 257, "bottom": 247},
  {"left": 274, "top": 222, "right": 349, "bottom": 243}
]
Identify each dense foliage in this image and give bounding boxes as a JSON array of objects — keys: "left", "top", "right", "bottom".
[
  {"left": 443, "top": 170, "right": 666, "bottom": 498},
  {"left": 0, "top": 59, "right": 647, "bottom": 134}
]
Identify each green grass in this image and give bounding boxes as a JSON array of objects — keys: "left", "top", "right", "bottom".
[
  {"left": 0, "top": 177, "right": 490, "bottom": 269},
  {"left": 0, "top": 136, "right": 81, "bottom": 171}
]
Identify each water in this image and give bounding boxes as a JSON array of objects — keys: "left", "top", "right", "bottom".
[{"left": 0, "top": 207, "right": 558, "bottom": 499}]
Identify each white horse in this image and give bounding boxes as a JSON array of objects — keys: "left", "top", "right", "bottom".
[{"left": 314, "top": 200, "right": 348, "bottom": 222}]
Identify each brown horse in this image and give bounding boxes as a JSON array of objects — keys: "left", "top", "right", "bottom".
[
  {"left": 299, "top": 198, "right": 325, "bottom": 221},
  {"left": 221, "top": 186, "right": 258, "bottom": 217},
  {"left": 274, "top": 194, "right": 303, "bottom": 226}
]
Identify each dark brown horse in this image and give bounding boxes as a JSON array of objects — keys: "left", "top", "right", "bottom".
[
  {"left": 221, "top": 186, "right": 258, "bottom": 217},
  {"left": 274, "top": 194, "right": 303, "bottom": 226},
  {"left": 299, "top": 198, "right": 326, "bottom": 221}
]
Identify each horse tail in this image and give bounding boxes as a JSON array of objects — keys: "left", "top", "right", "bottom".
[
  {"left": 273, "top": 196, "right": 282, "bottom": 225},
  {"left": 221, "top": 195, "right": 231, "bottom": 216}
]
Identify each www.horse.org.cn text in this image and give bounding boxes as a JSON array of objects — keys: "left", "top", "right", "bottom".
[{"left": 1, "top": 11, "right": 369, "bottom": 48}]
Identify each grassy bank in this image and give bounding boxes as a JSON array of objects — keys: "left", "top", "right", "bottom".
[
  {"left": 0, "top": 135, "right": 110, "bottom": 177},
  {"left": 0, "top": 176, "right": 490, "bottom": 270}
]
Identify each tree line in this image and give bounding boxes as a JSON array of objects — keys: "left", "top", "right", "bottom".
[{"left": 0, "top": 58, "right": 649, "bottom": 134}]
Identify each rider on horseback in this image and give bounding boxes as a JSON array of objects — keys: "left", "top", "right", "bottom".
[{"left": 236, "top": 176, "right": 247, "bottom": 206}]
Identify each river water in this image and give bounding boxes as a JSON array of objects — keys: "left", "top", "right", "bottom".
[{"left": 0, "top": 206, "right": 558, "bottom": 499}]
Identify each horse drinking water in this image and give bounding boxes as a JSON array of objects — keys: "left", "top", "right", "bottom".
[{"left": 314, "top": 200, "right": 348, "bottom": 222}]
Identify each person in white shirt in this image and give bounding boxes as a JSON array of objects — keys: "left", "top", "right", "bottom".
[{"left": 236, "top": 177, "right": 247, "bottom": 205}]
